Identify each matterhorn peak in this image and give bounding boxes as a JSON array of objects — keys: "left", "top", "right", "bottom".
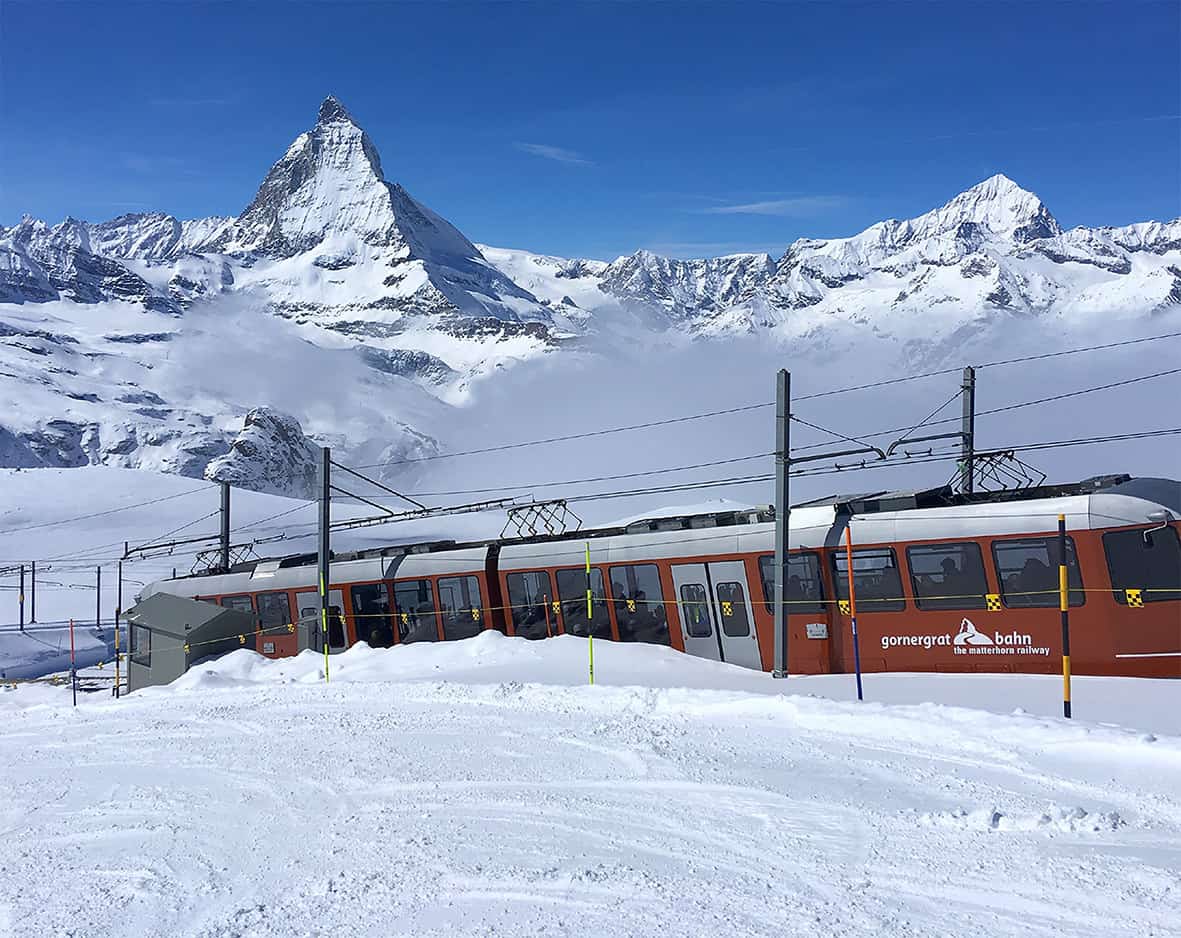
[
  {"left": 317, "top": 94, "right": 355, "bottom": 126},
  {"left": 211, "top": 95, "right": 397, "bottom": 256}
]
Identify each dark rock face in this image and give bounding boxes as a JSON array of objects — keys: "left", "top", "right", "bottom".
[
  {"left": 20, "top": 420, "right": 93, "bottom": 468},
  {"left": 103, "top": 333, "right": 175, "bottom": 344},
  {"left": 0, "top": 217, "right": 180, "bottom": 312},
  {"left": 600, "top": 251, "right": 776, "bottom": 321},
  {"left": 203, "top": 407, "right": 322, "bottom": 499},
  {"left": 0, "top": 321, "right": 79, "bottom": 344},
  {"left": 1011, "top": 204, "right": 1061, "bottom": 243},
  {"left": 357, "top": 346, "right": 456, "bottom": 385}
]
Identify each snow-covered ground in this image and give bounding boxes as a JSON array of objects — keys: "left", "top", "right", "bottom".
[{"left": 1, "top": 635, "right": 1178, "bottom": 938}]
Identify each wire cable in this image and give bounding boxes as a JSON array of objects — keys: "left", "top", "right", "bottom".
[
  {"left": 0, "top": 485, "right": 216, "bottom": 537},
  {"left": 349, "top": 401, "right": 774, "bottom": 471},
  {"left": 794, "top": 365, "right": 1181, "bottom": 453},
  {"left": 348, "top": 330, "right": 1181, "bottom": 471}
]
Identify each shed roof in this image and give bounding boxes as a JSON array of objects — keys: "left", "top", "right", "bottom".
[{"left": 125, "top": 592, "right": 253, "bottom": 640}]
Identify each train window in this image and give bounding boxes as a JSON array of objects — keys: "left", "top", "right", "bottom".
[
  {"left": 906, "top": 543, "right": 988, "bottom": 611},
  {"left": 220, "top": 594, "right": 254, "bottom": 614},
  {"left": 505, "top": 571, "right": 554, "bottom": 640},
  {"left": 716, "top": 582, "right": 751, "bottom": 637},
  {"left": 555, "top": 568, "right": 612, "bottom": 639},
  {"left": 992, "top": 537, "right": 1084, "bottom": 608},
  {"left": 1104, "top": 527, "right": 1181, "bottom": 604},
  {"left": 758, "top": 553, "right": 825, "bottom": 614},
  {"left": 257, "top": 591, "right": 292, "bottom": 630},
  {"left": 394, "top": 580, "right": 438, "bottom": 643},
  {"left": 679, "top": 584, "right": 712, "bottom": 637},
  {"left": 831, "top": 548, "right": 906, "bottom": 612},
  {"left": 131, "top": 623, "right": 151, "bottom": 666},
  {"left": 608, "top": 564, "right": 670, "bottom": 645},
  {"left": 350, "top": 583, "right": 393, "bottom": 647},
  {"left": 438, "top": 576, "right": 484, "bottom": 640}
]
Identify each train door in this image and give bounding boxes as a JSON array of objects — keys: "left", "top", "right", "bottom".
[
  {"left": 705, "top": 560, "right": 763, "bottom": 669},
  {"left": 670, "top": 562, "right": 763, "bottom": 669},
  {"left": 671, "top": 563, "right": 722, "bottom": 662},
  {"left": 295, "top": 589, "right": 347, "bottom": 652}
]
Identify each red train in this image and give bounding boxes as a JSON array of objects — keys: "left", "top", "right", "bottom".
[{"left": 140, "top": 474, "right": 1180, "bottom": 678}]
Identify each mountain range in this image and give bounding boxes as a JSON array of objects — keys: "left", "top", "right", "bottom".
[{"left": 1, "top": 95, "right": 1178, "bottom": 495}]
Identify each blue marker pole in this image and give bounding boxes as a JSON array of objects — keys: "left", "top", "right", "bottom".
[{"left": 844, "top": 525, "right": 864, "bottom": 702}]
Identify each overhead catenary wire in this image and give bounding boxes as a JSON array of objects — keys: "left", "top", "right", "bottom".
[
  {"left": 2, "top": 424, "right": 1175, "bottom": 569},
  {"left": 5, "top": 333, "right": 1173, "bottom": 548},
  {"left": 888, "top": 386, "right": 966, "bottom": 447},
  {"left": 131, "top": 508, "right": 222, "bottom": 556},
  {"left": 5, "top": 353, "right": 1176, "bottom": 577},
  {"left": 794, "top": 365, "right": 1181, "bottom": 453},
  {"left": 349, "top": 400, "right": 774, "bottom": 471},
  {"left": 0, "top": 485, "right": 216, "bottom": 537},
  {"left": 7, "top": 427, "right": 1172, "bottom": 587},
  {"left": 332, "top": 452, "right": 777, "bottom": 500},
  {"left": 328, "top": 366, "right": 1181, "bottom": 505},
  {"left": 199, "top": 427, "right": 1181, "bottom": 544},
  {"left": 348, "top": 330, "right": 1181, "bottom": 470}
]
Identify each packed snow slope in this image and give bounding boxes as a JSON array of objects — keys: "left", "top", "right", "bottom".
[
  {"left": 1, "top": 635, "right": 1178, "bottom": 938},
  {"left": 2, "top": 94, "right": 1178, "bottom": 494}
]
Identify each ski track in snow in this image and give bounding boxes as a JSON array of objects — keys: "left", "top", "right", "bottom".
[{"left": 2, "top": 652, "right": 1180, "bottom": 938}]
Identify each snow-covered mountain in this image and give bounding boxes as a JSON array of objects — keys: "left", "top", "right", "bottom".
[
  {"left": 1, "top": 95, "right": 1178, "bottom": 494},
  {"left": 524, "top": 175, "right": 1180, "bottom": 340}
]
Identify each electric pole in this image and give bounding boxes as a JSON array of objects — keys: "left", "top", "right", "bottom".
[
  {"left": 318, "top": 447, "right": 331, "bottom": 680},
  {"left": 220, "top": 481, "right": 231, "bottom": 573},
  {"left": 772, "top": 369, "right": 791, "bottom": 678},
  {"left": 961, "top": 366, "right": 976, "bottom": 494}
]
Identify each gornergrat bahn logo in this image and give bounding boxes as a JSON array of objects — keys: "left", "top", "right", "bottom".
[{"left": 880, "top": 618, "right": 1051, "bottom": 656}]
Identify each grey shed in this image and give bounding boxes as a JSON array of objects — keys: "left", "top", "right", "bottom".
[{"left": 125, "top": 593, "right": 258, "bottom": 691}]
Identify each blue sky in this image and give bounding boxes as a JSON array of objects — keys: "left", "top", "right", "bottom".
[{"left": 2, "top": 1, "right": 1178, "bottom": 259}]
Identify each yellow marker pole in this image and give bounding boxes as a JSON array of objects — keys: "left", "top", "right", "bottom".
[
  {"left": 321, "top": 574, "right": 330, "bottom": 685},
  {"left": 586, "top": 542, "right": 594, "bottom": 685},
  {"left": 1058, "top": 514, "right": 1071, "bottom": 718}
]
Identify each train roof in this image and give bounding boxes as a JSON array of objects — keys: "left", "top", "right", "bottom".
[{"left": 144, "top": 474, "right": 1178, "bottom": 596}]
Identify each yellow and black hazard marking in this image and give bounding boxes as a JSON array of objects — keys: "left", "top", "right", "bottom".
[
  {"left": 986, "top": 593, "right": 1002, "bottom": 612},
  {"left": 551, "top": 600, "right": 561, "bottom": 616},
  {"left": 1125, "top": 588, "right": 1144, "bottom": 608},
  {"left": 626, "top": 599, "right": 636, "bottom": 613},
  {"left": 238, "top": 634, "right": 246, "bottom": 645},
  {"left": 838, "top": 600, "right": 851, "bottom": 615},
  {"left": 470, "top": 607, "right": 481, "bottom": 621}
]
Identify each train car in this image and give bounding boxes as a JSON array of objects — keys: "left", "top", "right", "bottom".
[{"left": 139, "top": 474, "right": 1180, "bottom": 678}]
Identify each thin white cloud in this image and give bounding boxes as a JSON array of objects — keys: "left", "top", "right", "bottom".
[
  {"left": 515, "top": 142, "right": 594, "bottom": 166},
  {"left": 641, "top": 241, "right": 784, "bottom": 258},
  {"left": 702, "top": 196, "right": 847, "bottom": 217}
]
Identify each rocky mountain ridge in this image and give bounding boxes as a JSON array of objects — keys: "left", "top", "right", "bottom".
[{"left": 2, "top": 95, "right": 1178, "bottom": 494}]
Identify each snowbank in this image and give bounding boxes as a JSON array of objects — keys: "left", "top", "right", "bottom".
[{"left": 1, "top": 630, "right": 1178, "bottom": 937}]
